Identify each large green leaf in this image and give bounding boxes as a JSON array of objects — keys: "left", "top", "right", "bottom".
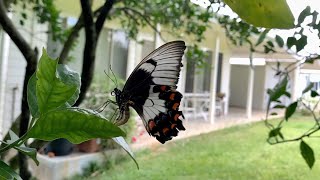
[
  {"left": 300, "top": 140, "right": 315, "bottom": 169},
  {"left": 0, "top": 161, "right": 22, "bottom": 180},
  {"left": 113, "top": 137, "right": 139, "bottom": 169},
  {"left": 7, "top": 131, "right": 39, "bottom": 165},
  {"left": 27, "top": 73, "right": 39, "bottom": 117},
  {"left": 56, "top": 64, "right": 81, "bottom": 107},
  {"left": 223, "top": 0, "right": 294, "bottom": 29},
  {"left": 27, "top": 108, "right": 125, "bottom": 144},
  {"left": 36, "top": 49, "right": 77, "bottom": 114}
]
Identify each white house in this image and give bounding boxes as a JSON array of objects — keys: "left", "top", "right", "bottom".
[{"left": 0, "top": 1, "right": 305, "bottom": 140}]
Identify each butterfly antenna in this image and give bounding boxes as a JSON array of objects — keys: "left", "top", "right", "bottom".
[
  {"left": 109, "top": 65, "right": 118, "bottom": 89},
  {"left": 104, "top": 69, "right": 117, "bottom": 88}
]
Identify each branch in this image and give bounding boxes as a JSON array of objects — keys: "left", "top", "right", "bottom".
[
  {"left": 268, "top": 126, "right": 320, "bottom": 145},
  {"left": 74, "top": 0, "right": 97, "bottom": 106},
  {"left": 59, "top": 7, "right": 105, "bottom": 64},
  {"left": 95, "top": 0, "right": 115, "bottom": 36},
  {"left": 75, "top": 0, "right": 116, "bottom": 106},
  {"left": 119, "top": 7, "right": 166, "bottom": 42},
  {"left": 0, "top": 0, "right": 36, "bottom": 63},
  {"left": 59, "top": 15, "right": 84, "bottom": 63}
]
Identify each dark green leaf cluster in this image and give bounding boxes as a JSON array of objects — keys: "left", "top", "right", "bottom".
[
  {"left": 0, "top": 49, "right": 138, "bottom": 178},
  {"left": 116, "top": 0, "right": 213, "bottom": 42},
  {"left": 11, "top": 0, "right": 67, "bottom": 42}
]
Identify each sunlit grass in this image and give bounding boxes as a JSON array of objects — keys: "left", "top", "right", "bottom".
[{"left": 87, "top": 114, "right": 320, "bottom": 180}]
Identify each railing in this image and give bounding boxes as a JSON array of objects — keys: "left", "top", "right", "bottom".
[{"left": 182, "top": 93, "right": 225, "bottom": 121}]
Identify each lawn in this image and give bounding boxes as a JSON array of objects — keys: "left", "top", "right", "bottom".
[{"left": 85, "top": 115, "right": 320, "bottom": 180}]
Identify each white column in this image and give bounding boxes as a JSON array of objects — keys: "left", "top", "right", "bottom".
[
  {"left": 246, "top": 66, "right": 254, "bottom": 119},
  {"left": 209, "top": 37, "right": 220, "bottom": 124},
  {"left": 291, "top": 63, "right": 300, "bottom": 101},
  {"left": 154, "top": 24, "right": 163, "bottom": 48},
  {"left": 126, "top": 40, "right": 136, "bottom": 79},
  {"left": 0, "top": 13, "right": 12, "bottom": 140}
]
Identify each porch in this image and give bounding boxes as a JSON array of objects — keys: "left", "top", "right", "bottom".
[{"left": 131, "top": 107, "right": 283, "bottom": 149}]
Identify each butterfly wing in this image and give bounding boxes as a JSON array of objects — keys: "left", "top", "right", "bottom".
[{"left": 121, "top": 41, "right": 186, "bottom": 144}]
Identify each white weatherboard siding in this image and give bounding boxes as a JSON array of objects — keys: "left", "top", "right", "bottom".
[{"left": 1, "top": 11, "right": 48, "bottom": 137}]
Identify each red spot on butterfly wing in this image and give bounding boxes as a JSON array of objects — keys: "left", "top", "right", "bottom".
[
  {"left": 148, "top": 120, "right": 156, "bottom": 131},
  {"left": 162, "top": 127, "right": 170, "bottom": 135},
  {"left": 169, "top": 93, "right": 175, "bottom": 100},
  {"left": 174, "top": 114, "right": 180, "bottom": 121},
  {"left": 172, "top": 103, "right": 180, "bottom": 110},
  {"left": 160, "top": 85, "right": 168, "bottom": 92}
]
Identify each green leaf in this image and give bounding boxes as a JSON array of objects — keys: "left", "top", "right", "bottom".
[
  {"left": 266, "top": 41, "right": 274, "bottom": 47},
  {"left": 284, "top": 91, "right": 291, "bottom": 98},
  {"left": 272, "top": 104, "right": 286, "bottom": 109},
  {"left": 268, "top": 127, "right": 281, "bottom": 138},
  {"left": 36, "top": 49, "right": 77, "bottom": 114},
  {"left": 275, "top": 35, "right": 284, "bottom": 47},
  {"left": 223, "top": 0, "right": 294, "bottom": 29},
  {"left": 56, "top": 64, "right": 81, "bottom": 107},
  {"left": 269, "top": 76, "right": 288, "bottom": 102},
  {"left": 302, "top": 83, "right": 314, "bottom": 94},
  {"left": 255, "top": 29, "right": 269, "bottom": 46},
  {"left": 298, "top": 6, "right": 311, "bottom": 25},
  {"left": 270, "top": 112, "right": 278, "bottom": 116},
  {"left": 27, "top": 73, "right": 39, "bottom": 117},
  {"left": 296, "top": 35, "right": 308, "bottom": 52},
  {"left": 311, "top": 90, "right": 319, "bottom": 97},
  {"left": 300, "top": 140, "right": 315, "bottom": 169},
  {"left": 0, "top": 161, "right": 22, "bottom": 180},
  {"left": 7, "top": 131, "right": 39, "bottom": 165},
  {"left": 113, "top": 137, "right": 139, "bottom": 169},
  {"left": 287, "top": 37, "right": 296, "bottom": 49},
  {"left": 28, "top": 108, "right": 125, "bottom": 144},
  {"left": 285, "top": 101, "right": 298, "bottom": 121}
]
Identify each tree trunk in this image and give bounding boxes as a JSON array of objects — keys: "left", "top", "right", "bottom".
[{"left": 18, "top": 48, "right": 38, "bottom": 180}]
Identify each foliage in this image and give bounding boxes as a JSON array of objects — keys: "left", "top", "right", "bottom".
[
  {"left": 11, "top": 0, "right": 67, "bottom": 41},
  {"left": 114, "top": 0, "right": 213, "bottom": 42},
  {"left": 0, "top": 50, "right": 135, "bottom": 178},
  {"left": 259, "top": 5, "right": 320, "bottom": 168},
  {"left": 223, "top": 0, "right": 294, "bottom": 29}
]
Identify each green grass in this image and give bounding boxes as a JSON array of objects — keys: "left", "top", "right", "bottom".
[{"left": 89, "top": 115, "right": 320, "bottom": 180}]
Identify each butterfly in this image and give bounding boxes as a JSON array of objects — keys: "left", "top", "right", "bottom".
[{"left": 112, "top": 40, "right": 186, "bottom": 144}]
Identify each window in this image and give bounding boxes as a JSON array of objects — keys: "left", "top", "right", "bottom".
[{"left": 185, "top": 50, "right": 216, "bottom": 93}]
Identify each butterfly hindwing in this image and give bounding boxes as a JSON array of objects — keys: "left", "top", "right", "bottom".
[{"left": 116, "top": 41, "right": 186, "bottom": 144}]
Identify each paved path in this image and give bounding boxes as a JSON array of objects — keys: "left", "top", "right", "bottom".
[{"left": 130, "top": 107, "right": 283, "bottom": 150}]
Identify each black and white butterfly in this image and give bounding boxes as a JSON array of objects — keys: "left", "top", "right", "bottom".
[{"left": 112, "top": 40, "right": 186, "bottom": 144}]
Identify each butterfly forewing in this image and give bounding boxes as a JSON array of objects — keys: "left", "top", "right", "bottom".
[{"left": 116, "top": 41, "right": 186, "bottom": 144}]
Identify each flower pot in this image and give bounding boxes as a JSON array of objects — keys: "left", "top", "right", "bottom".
[
  {"left": 44, "top": 138, "right": 73, "bottom": 156},
  {"left": 77, "top": 139, "right": 100, "bottom": 153}
]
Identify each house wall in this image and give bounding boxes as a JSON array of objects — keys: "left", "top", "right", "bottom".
[
  {"left": 0, "top": 10, "right": 48, "bottom": 137},
  {"left": 252, "top": 66, "right": 266, "bottom": 110},
  {"left": 229, "top": 65, "right": 249, "bottom": 108},
  {"left": 229, "top": 65, "right": 266, "bottom": 110}
]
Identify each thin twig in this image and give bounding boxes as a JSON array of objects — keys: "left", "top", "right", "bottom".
[{"left": 118, "top": 7, "right": 166, "bottom": 42}]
